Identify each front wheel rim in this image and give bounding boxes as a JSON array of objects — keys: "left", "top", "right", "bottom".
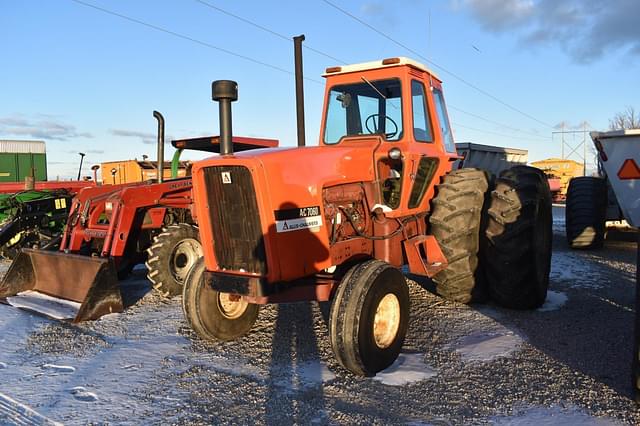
[
  {"left": 373, "top": 293, "right": 401, "bottom": 349},
  {"left": 217, "top": 293, "right": 249, "bottom": 319}
]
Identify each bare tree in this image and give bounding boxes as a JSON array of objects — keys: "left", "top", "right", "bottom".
[{"left": 609, "top": 106, "right": 640, "bottom": 130}]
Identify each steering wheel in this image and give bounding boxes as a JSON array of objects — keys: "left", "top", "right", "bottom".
[{"left": 364, "top": 114, "right": 399, "bottom": 139}]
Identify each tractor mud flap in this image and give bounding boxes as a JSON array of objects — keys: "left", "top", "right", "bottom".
[{"left": 0, "top": 249, "right": 123, "bottom": 322}]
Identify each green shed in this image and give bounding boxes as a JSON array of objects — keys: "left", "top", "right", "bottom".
[{"left": 0, "top": 140, "right": 47, "bottom": 182}]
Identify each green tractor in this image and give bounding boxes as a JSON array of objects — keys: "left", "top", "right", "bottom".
[{"left": 0, "top": 190, "right": 74, "bottom": 259}]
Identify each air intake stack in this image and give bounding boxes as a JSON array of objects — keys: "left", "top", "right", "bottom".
[{"left": 212, "top": 80, "right": 238, "bottom": 155}]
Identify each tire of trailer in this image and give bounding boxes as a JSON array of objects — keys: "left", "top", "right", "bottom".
[
  {"left": 329, "top": 259, "right": 410, "bottom": 376},
  {"left": 483, "top": 166, "right": 552, "bottom": 310},
  {"left": 427, "top": 168, "right": 489, "bottom": 303},
  {"left": 565, "top": 176, "right": 607, "bottom": 249},
  {"left": 182, "top": 258, "right": 259, "bottom": 341},
  {"left": 146, "top": 223, "right": 203, "bottom": 297}
]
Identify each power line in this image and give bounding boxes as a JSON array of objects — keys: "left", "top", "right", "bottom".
[
  {"left": 452, "top": 122, "right": 551, "bottom": 142},
  {"left": 69, "top": 0, "right": 555, "bottom": 143},
  {"left": 320, "top": 0, "right": 554, "bottom": 130},
  {"left": 194, "top": 0, "right": 347, "bottom": 64},
  {"left": 68, "top": 0, "right": 324, "bottom": 85},
  {"left": 193, "top": 0, "right": 545, "bottom": 142},
  {"left": 448, "top": 105, "right": 548, "bottom": 140}
]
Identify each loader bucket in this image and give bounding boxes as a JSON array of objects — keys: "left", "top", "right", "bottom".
[{"left": 0, "top": 249, "right": 123, "bottom": 322}]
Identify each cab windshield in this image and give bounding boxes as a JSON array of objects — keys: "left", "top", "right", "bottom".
[{"left": 324, "top": 78, "right": 403, "bottom": 144}]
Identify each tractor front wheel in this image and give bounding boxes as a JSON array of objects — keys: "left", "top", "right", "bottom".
[
  {"left": 329, "top": 260, "right": 409, "bottom": 376},
  {"left": 483, "top": 166, "right": 552, "bottom": 309},
  {"left": 182, "top": 258, "right": 259, "bottom": 341},
  {"left": 146, "top": 223, "right": 202, "bottom": 297}
]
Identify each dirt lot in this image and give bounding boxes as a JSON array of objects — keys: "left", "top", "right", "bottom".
[{"left": 1, "top": 207, "right": 639, "bottom": 425}]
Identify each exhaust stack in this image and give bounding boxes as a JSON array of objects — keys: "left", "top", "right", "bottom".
[
  {"left": 293, "top": 35, "right": 306, "bottom": 147},
  {"left": 153, "top": 111, "right": 165, "bottom": 183},
  {"left": 212, "top": 80, "right": 238, "bottom": 155}
]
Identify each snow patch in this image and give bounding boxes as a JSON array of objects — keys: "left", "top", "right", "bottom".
[
  {"left": 296, "top": 361, "right": 336, "bottom": 386},
  {"left": 0, "top": 391, "right": 62, "bottom": 425},
  {"left": 492, "top": 404, "right": 621, "bottom": 425},
  {"left": 42, "top": 363, "right": 76, "bottom": 374},
  {"left": 0, "top": 362, "right": 6, "bottom": 369},
  {"left": 6, "top": 291, "right": 80, "bottom": 320},
  {"left": 453, "top": 330, "right": 524, "bottom": 362},
  {"left": 538, "top": 291, "right": 568, "bottom": 312},
  {"left": 550, "top": 251, "right": 601, "bottom": 288},
  {"left": 373, "top": 353, "right": 437, "bottom": 386},
  {"left": 205, "top": 354, "right": 266, "bottom": 381},
  {"left": 98, "top": 312, "right": 122, "bottom": 321},
  {"left": 68, "top": 387, "right": 98, "bottom": 402}
]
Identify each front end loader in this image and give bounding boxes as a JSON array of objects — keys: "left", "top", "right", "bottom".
[{"left": 0, "top": 112, "right": 277, "bottom": 322}]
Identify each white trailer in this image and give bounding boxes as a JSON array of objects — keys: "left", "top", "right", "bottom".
[
  {"left": 588, "top": 129, "right": 640, "bottom": 401},
  {"left": 455, "top": 142, "right": 528, "bottom": 177}
]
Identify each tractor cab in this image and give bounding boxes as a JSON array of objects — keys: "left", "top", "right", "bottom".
[{"left": 321, "top": 57, "right": 458, "bottom": 214}]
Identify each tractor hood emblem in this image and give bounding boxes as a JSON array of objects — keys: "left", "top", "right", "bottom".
[{"left": 221, "top": 171, "right": 232, "bottom": 184}]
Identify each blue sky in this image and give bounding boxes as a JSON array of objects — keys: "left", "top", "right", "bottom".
[{"left": 1, "top": 0, "right": 638, "bottom": 178}]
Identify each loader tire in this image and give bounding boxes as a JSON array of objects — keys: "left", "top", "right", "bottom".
[
  {"left": 329, "top": 260, "right": 409, "bottom": 376},
  {"left": 428, "top": 168, "right": 489, "bottom": 303},
  {"left": 146, "top": 223, "right": 202, "bottom": 297},
  {"left": 565, "top": 176, "right": 607, "bottom": 249},
  {"left": 484, "top": 166, "right": 552, "bottom": 309},
  {"left": 182, "top": 258, "right": 258, "bottom": 341}
]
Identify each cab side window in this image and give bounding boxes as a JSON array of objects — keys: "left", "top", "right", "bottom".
[
  {"left": 411, "top": 80, "right": 432, "bottom": 142},
  {"left": 433, "top": 88, "right": 456, "bottom": 152}
]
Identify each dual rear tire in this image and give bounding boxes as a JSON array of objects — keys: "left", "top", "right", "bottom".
[
  {"left": 483, "top": 166, "right": 552, "bottom": 309},
  {"left": 428, "top": 166, "right": 552, "bottom": 309}
]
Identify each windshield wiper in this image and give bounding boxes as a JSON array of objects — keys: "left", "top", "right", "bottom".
[
  {"left": 360, "top": 76, "right": 399, "bottom": 110},
  {"left": 361, "top": 76, "right": 386, "bottom": 100}
]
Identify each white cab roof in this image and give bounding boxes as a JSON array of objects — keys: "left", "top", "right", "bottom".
[{"left": 323, "top": 57, "right": 439, "bottom": 80}]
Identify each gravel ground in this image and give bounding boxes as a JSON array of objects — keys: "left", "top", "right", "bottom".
[{"left": 1, "top": 207, "right": 639, "bottom": 425}]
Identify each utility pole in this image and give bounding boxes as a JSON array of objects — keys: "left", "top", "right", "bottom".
[
  {"left": 552, "top": 123, "right": 592, "bottom": 176},
  {"left": 77, "top": 152, "right": 86, "bottom": 180}
]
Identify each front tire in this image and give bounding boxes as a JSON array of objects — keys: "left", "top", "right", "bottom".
[
  {"left": 483, "top": 166, "right": 552, "bottom": 309},
  {"left": 146, "top": 223, "right": 202, "bottom": 297},
  {"left": 329, "top": 260, "right": 410, "bottom": 376},
  {"left": 182, "top": 258, "right": 259, "bottom": 341}
]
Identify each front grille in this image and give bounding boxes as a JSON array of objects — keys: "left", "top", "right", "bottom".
[{"left": 203, "top": 165, "right": 267, "bottom": 274}]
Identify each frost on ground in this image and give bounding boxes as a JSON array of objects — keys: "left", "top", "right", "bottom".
[
  {"left": 450, "top": 330, "right": 524, "bottom": 363},
  {"left": 6, "top": 291, "right": 81, "bottom": 321},
  {"left": 538, "top": 290, "right": 568, "bottom": 312},
  {"left": 373, "top": 353, "right": 437, "bottom": 386},
  {"left": 41, "top": 364, "right": 76, "bottom": 374},
  {"left": 0, "top": 212, "right": 638, "bottom": 424},
  {"left": 0, "top": 391, "right": 62, "bottom": 426},
  {"left": 492, "top": 404, "right": 623, "bottom": 425}
]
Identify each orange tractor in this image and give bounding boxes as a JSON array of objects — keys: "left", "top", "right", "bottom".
[{"left": 182, "top": 47, "right": 552, "bottom": 375}]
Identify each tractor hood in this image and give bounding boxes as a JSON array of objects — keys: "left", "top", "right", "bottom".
[
  {"left": 191, "top": 138, "right": 381, "bottom": 282},
  {"left": 193, "top": 139, "right": 380, "bottom": 205}
]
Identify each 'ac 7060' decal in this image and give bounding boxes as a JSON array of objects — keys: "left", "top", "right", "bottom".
[{"left": 274, "top": 205, "right": 322, "bottom": 233}]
